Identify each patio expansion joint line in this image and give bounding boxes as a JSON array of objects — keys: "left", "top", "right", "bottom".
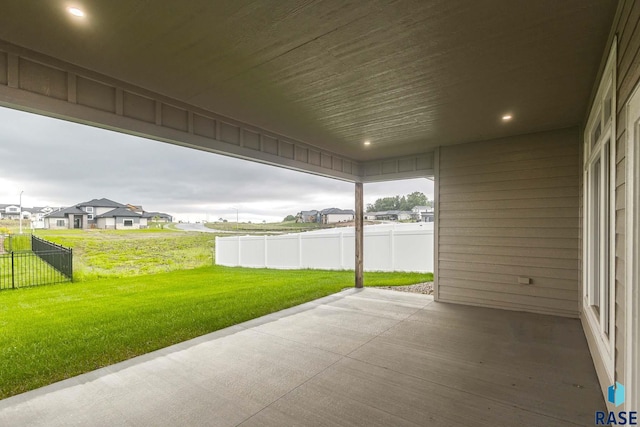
[{"left": 233, "top": 300, "right": 422, "bottom": 426}]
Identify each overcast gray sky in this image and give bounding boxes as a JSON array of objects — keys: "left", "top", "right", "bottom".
[{"left": 0, "top": 106, "right": 433, "bottom": 223}]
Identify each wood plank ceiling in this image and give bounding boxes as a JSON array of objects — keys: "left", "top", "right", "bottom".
[{"left": 0, "top": 0, "right": 617, "bottom": 162}]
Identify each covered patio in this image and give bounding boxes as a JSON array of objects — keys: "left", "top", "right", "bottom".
[
  {"left": 0, "top": 289, "right": 603, "bottom": 426},
  {"left": 0, "top": 0, "right": 639, "bottom": 420}
]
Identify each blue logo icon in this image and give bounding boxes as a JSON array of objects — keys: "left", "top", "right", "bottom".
[{"left": 608, "top": 382, "right": 625, "bottom": 407}]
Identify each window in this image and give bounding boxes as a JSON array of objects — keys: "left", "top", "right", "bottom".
[
  {"left": 583, "top": 41, "right": 616, "bottom": 380},
  {"left": 85, "top": 207, "right": 93, "bottom": 213},
  {"left": 123, "top": 219, "right": 133, "bottom": 227},
  {"left": 87, "top": 214, "right": 94, "bottom": 220},
  {"left": 56, "top": 220, "right": 65, "bottom": 227}
]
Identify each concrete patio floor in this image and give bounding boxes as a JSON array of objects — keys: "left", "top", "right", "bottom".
[{"left": 0, "top": 288, "right": 604, "bottom": 426}]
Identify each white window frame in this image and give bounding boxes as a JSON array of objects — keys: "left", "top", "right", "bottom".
[
  {"left": 56, "top": 219, "right": 65, "bottom": 227},
  {"left": 123, "top": 219, "right": 134, "bottom": 227},
  {"left": 85, "top": 207, "right": 93, "bottom": 213},
  {"left": 583, "top": 41, "right": 616, "bottom": 382},
  {"left": 625, "top": 80, "right": 640, "bottom": 411}
]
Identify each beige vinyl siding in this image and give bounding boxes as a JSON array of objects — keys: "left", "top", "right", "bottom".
[
  {"left": 614, "top": 0, "right": 640, "bottom": 396},
  {"left": 437, "top": 127, "right": 580, "bottom": 318},
  {"left": 578, "top": 0, "right": 640, "bottom": 406}
]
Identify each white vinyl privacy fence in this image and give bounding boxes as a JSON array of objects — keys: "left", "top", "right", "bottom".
[{"left": 215, "top": 223, "right": 433, "bottom": 272}]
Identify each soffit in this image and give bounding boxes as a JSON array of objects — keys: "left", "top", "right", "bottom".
[{"left": 0, "top": 0, "right": 617, "bottom": 161}]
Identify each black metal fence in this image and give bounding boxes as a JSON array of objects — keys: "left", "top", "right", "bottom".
[{"left": 0, "top": 235, "right": 73, "bottom": 290}]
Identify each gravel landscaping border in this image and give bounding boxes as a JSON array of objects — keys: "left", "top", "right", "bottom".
[{"left": 373, "top": 281, "right": 433, "bottom": 295}]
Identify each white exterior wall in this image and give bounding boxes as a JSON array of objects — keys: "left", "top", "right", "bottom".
[
  {"left": 45, "top": 217, "right": 68, "bottom": 229},
  {"left": 325, "top": 213, "right": 353, "bottom": 223},
  {"left": 115, "top": 217, "right": 141, "bottom": 229},
  {"left": 216, "top": 223, "right": 433, "bottom": 273},
  {"left": 95, "top": 207, "right": 115, "bottom": 215},
  {"left": 96, "top": 217, "right": 116, "bottom": 229}
]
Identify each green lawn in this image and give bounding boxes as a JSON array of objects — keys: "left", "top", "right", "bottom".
[
  {"left": 0, "top": 266, "right": 432, "bottom": 399},
  {"left": 0, "top": 253, "right": 68, "bottom": 290},
  {"left": 204, "top": 220, "right": 325, "bottom": 233},
  {"left": 34, "top": 229, "right": 214, "bottom": 281}
]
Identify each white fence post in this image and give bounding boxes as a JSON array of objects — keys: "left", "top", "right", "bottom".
[
  {"left": 237, "top": 236, "right": 241, "bottom": 266},
  {"left": 298, "top": 233, "right": 303, "bottom": 268}
]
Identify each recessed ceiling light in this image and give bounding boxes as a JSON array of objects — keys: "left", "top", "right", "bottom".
[
  {"left": 502, "top": 114, "right": 513, "bottom": 121},
  {"left": 67, "top": 7, "right": 85, "bottom": 17},
  {"left": 364, "top": 140, "right": 371, "bottom": 146}
]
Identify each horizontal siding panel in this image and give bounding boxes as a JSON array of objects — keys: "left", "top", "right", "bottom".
[
  {"left": 616, "top": 240, "right": 626, "bottom": 283},
  {"left": 440, "top": 165, "right": 577, "bottom": 186},
  {"left": 439, "top": 244, "right": 577, "bottom": 260},
  {"left": 616, "top": 157, "right": 626, "bottom": 187},
  {"left": 439, "top": 217, "right": 577, "bottom": 229},
  {"left": 439, "top": 261, "right": 578, "bottom": 281},
  {"left": 439, "top": 186, "right": 577, "bottom": 203},
  {"left": 439, "top": 235, "right": 578, "bottom": 250},
  {"left": 439, "top": 176, "right": 579, "bottom": 194},
  {"left": 616, "top": 184, "right": 626, "bottom": 210},
  {"left": 441, "top": 197, "right": 579, "bottom": 210},
  {"left": 617, "top": 7, "right": 640, "bottom": 101},
  {"left": 439, "top": 288, "right": 579, "bottom": 316},
  {"left": 437, "top": 129, "right": 580, "bottom": 316},
  {"left": 438, "top": 207, "right": 578, "bottom": 219},
  {"left": 439, "top": 140, "right": 578, "bottom": 170},
  {"left": 439, "top": 155, "right": 577, "bottom": 178},
  {"left": 616, "top": 136, "right": 626, "bottom": 163},
  {"left": 618, "top": 50, "right": 640, "bottom": 109},
  {"left": 439, "top": 252, "right": 578, "bottom": 270},
  {"left": 439, "top": 226, "right": 579, "bottom": 239},
  {"left": 439, "top": 269, "right": 578, "bottom": 291},
  {"left": 616, "top": 277, "right": 626, "bottom": 309},
  {"left": 617, "top": 0, "right": 638, "bottom": 58},
  {"left": 616, "top": 209, "right": 626, "bottom": 234},
  {"left": 437, "top": 295, "right": 578, "bottom": 318},
  {"left": 438, "top": 278, "right": 578, "bottom": 301}
]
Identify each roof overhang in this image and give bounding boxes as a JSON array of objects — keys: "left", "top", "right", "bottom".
[{"left": 0, "top": 1, "right": 617, "bottom": 182}]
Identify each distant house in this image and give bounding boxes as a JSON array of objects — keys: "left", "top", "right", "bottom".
[
  {"left": 96, "top": 207, "right": 147, "bottom": 229},
  {"left": 74, "top": 198, "right": 128, "bottom": 228},
  {"left": 0, "top": 204, "right": 22, "bottom": 220},
  {"left": 42, "top": 198, "right": 161, "bottom": 230},
  {"left": 298, "top": 210, "right": 319, "bottom": 223},
  {"left": 365, "top": 210, "right": 413, "bottom": 221},
  {"left": 24, "top": 206, "right": 58, "bottom": 229},
  {"left": 142, "top": 212, "right": 173, "bottom": 223},
  {"left": 411, "top": 205, "right": 434, "bottom": 222},
  {"left": 320, "top": 208, "right": 354, "bottom": 224},
  {"left": 44, "top": 206, "right": 89, "bottom": 229}
]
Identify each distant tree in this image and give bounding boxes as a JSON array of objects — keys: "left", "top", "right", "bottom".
[
  {"left": 283, "top": 214, "right": 296, "bottom": 222},
  {"left": 404, "top": 192, "right": 428, "bottom": 210},
  {"left": 367, "top": 191, "right": 431, "bottom": 212}
]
